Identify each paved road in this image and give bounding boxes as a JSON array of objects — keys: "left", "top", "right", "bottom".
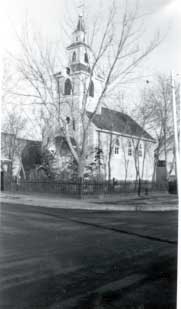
[{"left": 0, "top": 203, "right": 178, "bottom": 308}]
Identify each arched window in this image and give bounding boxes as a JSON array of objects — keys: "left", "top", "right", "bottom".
[
  {"left": 115, "top": 147, "right": 119, "bottom": 154},
  {"left": 89, "top": 80, "right": 94, "bottom": 97},
  {"left": 66, "top": 67, "right": 70, "bottom": 75},
  {"left": 115, "top": 138, "right": 120, "bottom": 155},
  {"left": 64, "top": 79, "right": 72, "bottom": 95},
  {"left": 72, "top": 51, "right": 76, "bottom": 62},
  {"left": 84, "top": 53, "right": 89, "bottom": 63},
  {"left": 128, "top": 140, "right": 132, "bottom": 148},
  {"left": 138, "top": 143, "right": 143, "bottom": 157},
  {"left": 128, "top": 140, "right": 132, "bottom": 156}
]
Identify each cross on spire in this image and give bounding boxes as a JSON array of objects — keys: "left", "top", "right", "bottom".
[{"left": 77, "top": 0, "right": 85, "bottom": 19}]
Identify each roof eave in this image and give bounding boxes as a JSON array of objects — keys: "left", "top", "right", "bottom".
[
  {"left": 67, "top": 42, "right": 91, "bottom": 50},
  {"left": 95, "top": 128, "right": 156, "bottom": 143}
]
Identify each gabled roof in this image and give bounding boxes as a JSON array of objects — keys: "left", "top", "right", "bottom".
[{"left": 87, "top": 107, "right": 154, "bottom": 141}]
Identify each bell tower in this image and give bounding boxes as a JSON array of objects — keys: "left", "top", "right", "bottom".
[
  {"left": 67, "top": 15, "right": 91, "bottom": 74},
  {"left": 54, "top": 15, "right": 102, "bottom": 115}
]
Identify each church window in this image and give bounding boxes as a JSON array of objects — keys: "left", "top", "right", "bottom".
[
  {"left": 128, "top": 149, "right": 132, "bottom": 156},
  {"left": 72, "top": 52, "right": 76, "bottom": 62},
  {"left": 66, "top": 116, "right": 70, "bottom": 124},
  {"left": 128, "top": 140, "right": 132, "bottom": 156},
  {"left": 115, "top": 147, "right": 119, "bottom": 154},
  {"left": 84, "top": 53, "right": 89, "bottom": 63},
  {"left": 72, "top": 119, "right": 76, "bottom": 131},
  {"left": 115, "top": 138, "right": 120, "bottom": 146},
  {"left": 66, "top": 67, "right": 70, "bottom": 75},
  {"left": 138, "top": 143, "right": 142, "bottom": 157},
  {"left": 64, "top": 79, "right": 72, "bottom": 95},
  {"left": 89, "top": 80, "right": 94, "bottom": 97}
]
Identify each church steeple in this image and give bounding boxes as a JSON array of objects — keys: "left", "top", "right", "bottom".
[
  {"left": 72, "top": 15, "right": 85, "bottom": 44},
  {"left": 67, "top": 16, "right": 91, "bottom": 74}
]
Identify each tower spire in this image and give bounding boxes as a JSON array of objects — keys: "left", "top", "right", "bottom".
[{"left": 75, "top": 15, "right": 85, "bottom": 32}]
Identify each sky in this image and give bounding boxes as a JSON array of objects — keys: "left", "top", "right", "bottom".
[
  {"left": 1, "top": 0, "right": 181, "bottom": 107},
  {"left": 2, "top": 0, "right": 180, "bottom": 63}
]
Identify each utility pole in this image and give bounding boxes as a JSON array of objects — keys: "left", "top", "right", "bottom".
[
  {"left": 172, "top": 72, "right": 181, "bottom": 309},
  {"left": 171, "top": 73, "right": 180, "bottom": 197}
]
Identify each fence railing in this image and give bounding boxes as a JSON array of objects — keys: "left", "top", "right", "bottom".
[{"left": 4, "top": 179, "right": 168, "bottom": 196}]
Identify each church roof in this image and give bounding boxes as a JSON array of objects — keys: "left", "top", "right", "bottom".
[{"left": 87, "top": 108, "right": 155, "bottom": 141}]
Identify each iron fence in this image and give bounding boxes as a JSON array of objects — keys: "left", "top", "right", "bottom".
[{"left": 4, "top": 179, "right": 168, "bottom": 197}]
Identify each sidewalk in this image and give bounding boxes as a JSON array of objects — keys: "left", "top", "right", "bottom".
[{"left": 0, "top": 191, "right": 178, "bottom": 211}]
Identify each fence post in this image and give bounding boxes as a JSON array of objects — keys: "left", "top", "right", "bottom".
[{"left": 137, "top": 178, "right": 141, "bottom": 196}]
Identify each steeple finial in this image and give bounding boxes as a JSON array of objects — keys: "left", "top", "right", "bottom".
[{"left": 77, "top": 0, "right": 85, "bottom": 17}]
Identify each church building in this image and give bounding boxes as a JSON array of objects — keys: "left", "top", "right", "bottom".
[{"left": 52, "top": 15, "right": 156, "bottom": 181}]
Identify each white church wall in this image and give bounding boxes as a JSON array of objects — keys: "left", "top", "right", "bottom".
[
  {"left": 92, "top": 130, "right": 155, "bottom": 181},
  {"left": 110, "top": 136, "right": 136, "bottom": 181}
]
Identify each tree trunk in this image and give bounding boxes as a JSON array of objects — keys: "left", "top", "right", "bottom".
[
  {"left": 124, "top": 161, "right": 128, "bottom": 185},
  {"left": 152, "top": 162, "right": 156, "bottom": 183},
  {"left": 108, "top": 160, "right": 111, "bottom": 183},
  {"left": 137, "top": 176, "right": 141, "bottom": 196},
  {"left": 141, "top": 144, "right": 147, "bottom": 179},
  {"left": 152, "top": 149, "right": 159, "bottom": 184},
  {"left": 163, "top": 127, "right": 168, "bottom": 179},
  {"left": 135, "top": 158, "right": 141, "bottom": 196},
  {"left": 77, "top": 158, "right": 85, "bottom": 198},
  {"left": 108, "top": 134, "right": 113, "bottom": 190}
]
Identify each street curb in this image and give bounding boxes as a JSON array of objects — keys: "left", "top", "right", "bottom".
[{"left": 0, "top": 196, "right": 178, "bottom": 212}]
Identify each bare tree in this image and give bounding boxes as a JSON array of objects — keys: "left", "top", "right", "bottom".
[
  {"left": 1, "top": 111, "right": 27, "bottom": 178},
  {"left": 140, "top": 74, "right": 176, "bottom": 180},
  {"left": 129, "top": 95, "right": 156, "bottom": 195},
  {"left": 120, "top": 138, "right": 130, "bottom": 184},
  {"left": 5, "top": 1, "right": 162, "bottom": 184},
  {"left": 107, "top": 133, "right": 114, "bottom": 183}
]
